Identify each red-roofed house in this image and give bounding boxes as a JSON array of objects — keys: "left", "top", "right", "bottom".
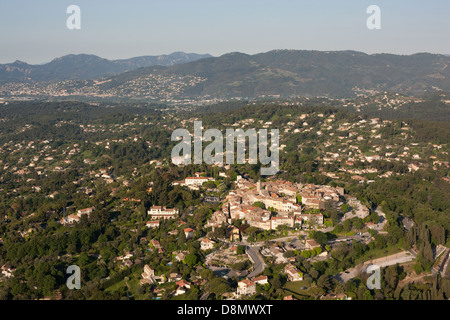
[
  {"left": 200, "top": 238, "right": 215, "bottom": 250},
  {"left": 237, "top": 279, "right": 256, "bottom": 296},
  {"left": 252, "top": 275, "right": 268, "bottom": 285},
  {"left": 285, "top": 263, "right": 303, "bottom": 282},
  {"left": 184, "top": 228, "right": 194, "bottom": 239},
  {"left": 77, "top": 207, "right": 94, "bottom": 217}
]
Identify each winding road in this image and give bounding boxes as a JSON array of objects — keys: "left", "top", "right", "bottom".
[
  {"left": 246, "top": 245, "right": 266, "bottom": 278},
  {"left": 335, "top": 250, "right": 417, "bottom": 283}
]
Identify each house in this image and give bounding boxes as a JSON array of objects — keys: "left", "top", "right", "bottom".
[
  {"left": 175, "top": 287, "right": 187, "bottom": 296},
  {"left": 77, "top": 207, "right": 94, "bottom": 217},
  {"left": 116, "top": 251, "right": 133, "bottom": 261},
  {"left": 294, "top": 216, "right": 303, "bottom": 228},
  {"left": 284, "top": 264, "right": 303, "bottom": 282},
  {"left": 237, "top": 279, "right": 256, "bottom": 296},
  {"left": 150, "top": 240, "right": 161, "bottom": 249},
  {"left": 175, "top": 279, "right": 191, "bottom": 295},
  {"left": 351, "top": 175, "right": 367, "bottom": 183},
  {"left": 140, "top": 265, "right": 165, "bottom": 285},
  {"left": 206, "top": 210, "right": 229, "bottom": 230},
  {"left": 302, "top": 198, "right": 324, "bottom": 210},
  {"left": 270, "top": 215, "right": 295, "bottom": 230},
  {"left": 252, "top": 275, "right": 268, "bottom": 285},
  {"left": 320, "top": 293, "right": 350, "bottom": 300},
  {"left": 305, "top": 239, "right": 321, "bottom": 250},
  {"left": 176, "top": 280, "right": 191, "bottom": 290},
  {"left": 366, "top": 222, "right": 376, "bottom": 229},
  {"left": 175, "top": 251, "right": 189, "bottom": 262},
  {"left": 184, "top": 228, "right": 195, "bottom": 239},
  {"left": 66, "top": 214, "right": 80, "bottom": 224},
  {"left": 60, "top": 206, "right": 95, "bottom": 225},
  {"left": 122, "top": 259, "right": 133, "bottom": 269},
  {"left": 365, "top": 155, "right": 381, "bottom": 162},
  {"left": 184, "top": 176, "right": 214, "bottom": 187},
  {"left": 299, "top": 214, "right": 324, "bottom": 226},
  {"left": 139, "top": 264, "right": 156, "bottom": 286},
  {"left": 169, "top": 273, "right": 182, "bottom": 282},
  {"left": 228, "top": 225, "right": 240, "bottom": 242},
  {"left": 1, "top": 264, "right": 16, "bottom": 278},
  {"left": 408, "top": 163, "right": 420, "bottom": 172},
  {"left": 147, "top": 206, "right": 179, "bottom": 220},
  {"left": 146, "top": 220, "right": 160, "bottom": 229},
  {"left": 283, "top": 295, "right": 298, "bottom": 300},
  {"left": 200, "top": 238, "right": 215, "bottom": 251}
]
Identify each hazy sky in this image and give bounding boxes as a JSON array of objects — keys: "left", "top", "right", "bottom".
[{"left": 1, "top": 0, "right": 449, "bottom": 64}]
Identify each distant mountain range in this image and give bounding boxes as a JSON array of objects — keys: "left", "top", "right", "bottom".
[
  {"left": 1, "top": 50, "right": 449, "bottom": 99},
  {"left": 131, "top": 50, "right": 450, "bottom": 98},
  {"left": 0, "top": 52, "right": 212, "bottom": 83}
]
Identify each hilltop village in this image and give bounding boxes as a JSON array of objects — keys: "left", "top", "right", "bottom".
[
  {"left": 0, "top": 100, "right": 448, "bottom": 301},
  {"left": 135, "top": 175, "right": 368, "bottom": 300}
]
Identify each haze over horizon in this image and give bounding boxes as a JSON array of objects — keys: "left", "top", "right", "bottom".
[
  {"left": 1, "top": 0, "right": 449, "bottom": 64},
  {"left": 4, "top": 49, "right": 450, "bottom": 66}
]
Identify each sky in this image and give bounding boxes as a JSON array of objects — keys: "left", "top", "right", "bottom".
[{"left": 0, "top": 0, "right": 449, "bottom": 64}]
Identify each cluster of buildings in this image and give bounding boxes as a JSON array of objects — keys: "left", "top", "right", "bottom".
[
  {"left": 0, "top": 74, "right": 207, "bottom": 101},
  {"left": 140, "top": 264, "right": 206, "bottom": 297},
  {"left": 298, "top": 184, "right": 343, "bottom": 210},
  {"left": 207, "top": 178, "right": 343, "bottom": 232},
  {"left": 235, "top": 262, "right": 306, "bottom": 297}
]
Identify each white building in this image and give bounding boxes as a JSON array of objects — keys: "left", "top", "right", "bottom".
[
  {"left": 252, "top": 275, "right": 268, "bottom": 285},
  {"left": 185, "top": 176, "right": 214, "bottom": 187},
  {"left": 200, "top": 238, "right": 215, "bottom": 250},
  {"left": 285, "top": 264, "right": 303, "bottom": 282},
  {"left": 148, "top": 206, "right": 179, "bottom": 220},
  {"left": 237, "top": 279, "right": 256, "bottom": 296},
  {"left": 146, "top": 220, "right": 160, "bottom": 228}
]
